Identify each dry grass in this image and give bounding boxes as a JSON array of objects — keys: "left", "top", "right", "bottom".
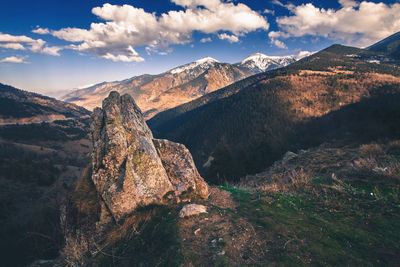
[
  {"left": 72, "top": 165, "right": 100, "bottom": 217},
  {"left": 61, "top": 234, "right": 90, "bottom": 267},
  {"left": 241, "top": 140, "right": 400, "bottom": 192}
]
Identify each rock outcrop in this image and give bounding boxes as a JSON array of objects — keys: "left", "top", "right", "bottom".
[{"left": 91, "top": 91, "right": 208, "bottom": 222}]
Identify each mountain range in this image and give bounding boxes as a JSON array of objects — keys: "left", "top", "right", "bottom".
[
  {"left": 149, "top": 32, "right": 400, "bottom": 182},
  {"left": 61, "top": 53, "right": 300, "bottom": 118}
]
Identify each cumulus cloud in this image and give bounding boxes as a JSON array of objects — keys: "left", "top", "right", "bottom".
[
  {"left": 218, "top": 33, "right": 239, "bottom": 43},
  {"left": 32, "top": 27, "right": 50, "bottom": 34},
  {"left": 200, "top": 37, "right": 212, "bottom": 43},
  {"left": 0, "top": 56, "right": 28, "bottom": 63},
  {"left": 0, "top": 43, "right": 26, "bottom": 50},
  {"left": 271, "top": 0, "right": 400, "bottom": 48},
  {"left": 0, "top": 33, "right": 62, "bottom": 55},
  {"left": 44, "top": 1, "right": 268, "bottom": 62},
  {"left": 101, "top": 46, "right": 144, "bottom": 62},
  {"left": 268, "top": 31, "right": 288, "bottom": 49},
  {"left": 272, "top": 39, "right": 287, "bottom": 49}
]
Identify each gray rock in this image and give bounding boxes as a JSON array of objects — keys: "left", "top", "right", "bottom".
[
  {"left": 154, "top": 139, "right": 209, "bottom": 200},
  {"left": 91, "top": 91, "right": 208, "bottom": 222},
  {"left": 179, "top": 204, "right": 208, "bottom": 218},
  {"left": 282, "top": 151, "right": 298, "bottom": 163},
  {"left": 91, "top": 92, "right": 174, "bottom": 221}
]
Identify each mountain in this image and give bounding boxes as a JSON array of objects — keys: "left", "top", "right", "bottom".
[
  {"left": 61, "top": 57, "right": 251, "bottom": 118},
  {"left": 236, "top": 52, "right": 296, "bottom": 73},
  {"left": 367, "top": 31, "right": 400, "bottom": 60},
  {"left": 61, "top": 54, "right": 300, "bottom": 118},
  {"left": 0, "top": 83, "right": 90, "bottom": 124},
  {"left": 149, "top": 40, "right": 400, "bottom": 183}
]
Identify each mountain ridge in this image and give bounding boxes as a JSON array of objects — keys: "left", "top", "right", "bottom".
[
  {"left": 61, "top": 52, "right": 302, "bottom": 118},
  {"left": 0, "top": 83, "right": 90, "bottom": 124}
]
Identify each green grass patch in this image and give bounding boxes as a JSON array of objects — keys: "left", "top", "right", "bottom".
[{"left": 221, "top": 182, "right": 400, "bottom": 266}]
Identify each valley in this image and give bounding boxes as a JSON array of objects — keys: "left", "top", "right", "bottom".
[{"left": 0, "top": 24, "right": 399, "bottom": 267}]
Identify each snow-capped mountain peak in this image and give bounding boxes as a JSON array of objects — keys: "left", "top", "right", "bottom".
[
  {"left": 196, "top": 57, "right": 219, "bottom": 64},
  {"left": 239, "top": 53, "right": 296, "bottom": 72},
  {"left": 170, "top": 57, "right": 220, "bottom": 74}
]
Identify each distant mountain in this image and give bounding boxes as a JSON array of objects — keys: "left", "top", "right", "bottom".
[
  {"left": 62, "top": 54, "right": 301, "bottom": 118},
  {"left": 0, "top": 83, "right": 90, "bottom": 124},
  {"left": 169, "top": 56, "right": 220, "bottom": 74},
  {"left": 236, "top": 53, "right": 296, "bottom": 73},
  {"left": 149, "top": 38, "right": 400, "bottom": 183},
  {"left": 367, "top": 31, "right": 400, "bottom": 60},
  {"left": 62, "top": 57, "right": 252, "bottom": 118}
]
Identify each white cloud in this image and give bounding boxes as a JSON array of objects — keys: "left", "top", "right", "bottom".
[
  {"left": 338, "top": 0, "right": 357, "bottom": 8},
  {"left": 272, "top": 1, "right": 400, "bottom": 47},
  {"left": 46, "top": 1, "right": 268, "bottom": 62},
  {"left": 218, "top": 33, "right": 239, "bottom": 43},
  {"left": 0, "top": 56, "right": 28, "bottom": 63},
  {"left": 200, "top": 37, "right": 212, "bottom": 43},
  {"left": 295, "top": 50, "right": 316, "bottom": 60},
  {"left": 263, "top": 9, "right": 275, "bottom": 15},
  {"left": 0, "top": 33, "right": 35, "bottom": 43},
  {"left": 101, "top": 46, "right": 144, "bottom": 62},
  {"left": 272, "top": 39, "right": 287, "bottom": 49},
  {"left": 0, "top": 43, "right": 26, "bottom": 50},
  {"left": 32, "top": 27, "right": 50, "bottom": 34},
  {"left": 0, "top": 33, "right": 62, "bottom": 56},
  {"left": 268, "top": 31, "right": 289, "bottom": 49}
]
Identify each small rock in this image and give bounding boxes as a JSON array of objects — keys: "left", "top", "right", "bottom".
[
  {"left": 218, "top": 250, "right": 225, "bottom": 256},
  {"left": 282, "top": 151, "right": 297, "bottom": 162},
  {"left": 179, "top": 204, "right": 207, "bottom": 218}
]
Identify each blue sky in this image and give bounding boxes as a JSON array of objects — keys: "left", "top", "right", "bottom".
[{"left": 0, "top": 0, "right": 399, "bottom": 95}]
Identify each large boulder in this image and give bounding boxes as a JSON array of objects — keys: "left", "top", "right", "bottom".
[
  {"left": 154, "top": 139, "right": 209, "bottom": 200},
  {"left": 91, "top": 91, "right": 208, "bottom": 222}
]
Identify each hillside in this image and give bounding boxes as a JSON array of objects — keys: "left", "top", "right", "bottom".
[
  {"left": 0, "top": 83, "right": 90, "bottom": 124},
  {"left": 54, "top": 91, "right": 400, "bottom": 267},
  {"left": 149, "top": 43, "right": 400, "bottom": 183},
  {"left": 0, "top": 84, "right": 91, "bottom": 266},
  {"left": 367, "top": 31, "right": 400, "bottom": 60},
  {"left": 62, "top": 54, "right": 297, "bottom": 118}
]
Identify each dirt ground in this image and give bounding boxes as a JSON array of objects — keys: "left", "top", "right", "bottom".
[{"left": 178, "top": 187, "right": 266, "bottom": 266}]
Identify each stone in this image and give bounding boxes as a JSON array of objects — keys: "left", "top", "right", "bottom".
[
  {"left": 91, "top": 92, "right": 174, "bottom": 221},
  {"left": 90, "top": 91, "right": 209, "bottom": 222},
  {"left": 154, "top": 139, "right": 209, "bottom": 200},
  {"left": 179, "top": 204, "right": 208, "bottom": 218},
  {"left": 282, "top": 151, "right": 298, "bottom": 163}
]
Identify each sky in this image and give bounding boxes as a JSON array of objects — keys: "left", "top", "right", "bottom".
[{"left": 0, "top": 0, "right": 399, "bottom": 96}]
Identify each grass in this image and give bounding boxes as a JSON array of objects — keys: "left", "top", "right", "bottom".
[
  {"left": 93, "top": 206, "right": 183, "bottom": 267},
  {"left": 220, "top": 180, "right": 400, "bottom": 266}
]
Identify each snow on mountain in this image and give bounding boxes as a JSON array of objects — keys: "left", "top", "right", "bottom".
[
  {"left": 170, "top": 57, "right": 220, "bottom": 74},
  {"left": 237, "top": 53, "right": 296, "bottom": 73}
]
